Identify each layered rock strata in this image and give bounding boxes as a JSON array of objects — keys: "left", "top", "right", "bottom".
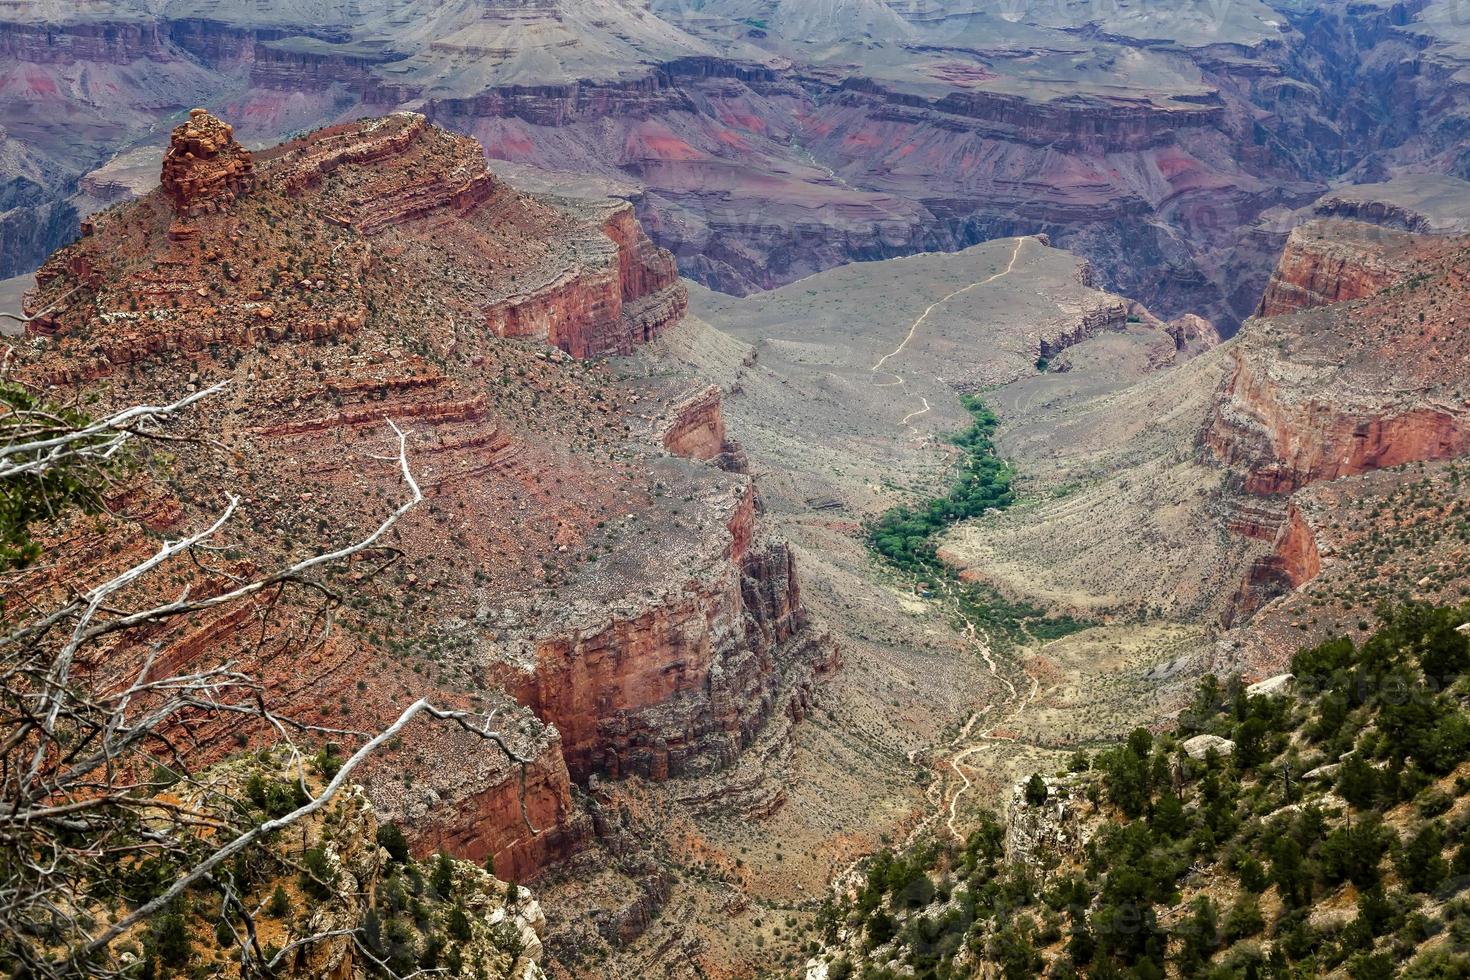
[
  {"left": 11, "top": 0, "right": 1470, "bottom": 328},
  {"left": 493, "top": 484, "right": 810, "bottom": 782},
  {"left": 15, "top": 111, "right": 833, "bottom": 884},
  {"left": 1255, "top": 220, "right": 1420, "bottom": 317},
  {"left": 161, "top": 107, "right": 256, "bottom": 218},
  {"left": 1203, "top": 222, "right": 1470, "bottom": 619},
  {"left": 656, "top": 384, "right": 727, "bottom": 461}
]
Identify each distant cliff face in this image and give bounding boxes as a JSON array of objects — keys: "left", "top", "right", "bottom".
[
  {"left": 1255, "top": 219, "right": 1419, "bottom": 318},
  {"left": 16, "top": 111, "right": 834, "bottom": 882},
  {"left": 7, "top": 0, "right": 1470, "bottom": 328},
  {"left": 1209, "top": 222, "right": 1467, "bottom": 499},
  {"left": 1200, "top": 216, "right": 1470, "bottom": 622}
]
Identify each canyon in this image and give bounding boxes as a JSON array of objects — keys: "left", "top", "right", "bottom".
[
  {"left": 7, "top": 0, "right": 1470, "bottom": 333},
  {"left": 6, "top": 111, "right": 1469, "bottom": 977},
  {"left": 12, "top": 110, "right": 836, "bottom": 914},
  {"left": 939, "top": 197, "right": 1470, "bottom": 670},
  {"left": 7, "top": 5, "right": 1470, "bottom": 979}
]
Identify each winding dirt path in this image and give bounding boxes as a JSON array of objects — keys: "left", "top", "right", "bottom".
[
  {"left": 829, "top": 603, "right": 1043, "bottom": 899},
  {"left": 944, "top": 632, "right": 1040, "bottom": 839},
  {"left": 899, "top": 398, "right": 932, "bottom": 429},
  {"left": 870, "top": 236, "right": 1026, "bottom": 376},
  {"left": 828, "top": 238, "right": 1040, "bottom": 894}
]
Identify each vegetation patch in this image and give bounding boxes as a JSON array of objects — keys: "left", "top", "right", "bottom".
[
  {"left": 865, "top": 395, "right": 1088, "bottom": 645},
  {"left": 812, "top": 602, "right": 1470, "bottom": 979}
]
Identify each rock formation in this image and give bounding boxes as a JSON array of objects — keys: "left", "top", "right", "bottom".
[
  {"left": 1255, "top": 220, "right": 1418, "bottom": 318},
  {"left": 1208, "top": 226, "right": 1469, "bottom": 499},
  {"left": 1003, "top": 774, "right": 1096, "bottom": 877},
  {"left": 10, "top": 0, "right": 1470, "bottom": 327},
  {"left": 14, "top": 111, "right": 835, "bottom": 889},
  {"left": 160, "top": 108, "right": 256, "bottom": 218},
  {"left": 655, "top": 384, "right": 727, "bottom": 462}
]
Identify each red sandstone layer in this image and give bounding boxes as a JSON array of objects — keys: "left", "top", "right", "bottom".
[
  {"left": 1203, "top": 220, "right": 1470, "bottom": 622},
  {"left": 14, "top": 111, "right": 833, "bottom": 882},
  {"left": 1255, "top": 220, "right": 1418, "bottom": 317}
]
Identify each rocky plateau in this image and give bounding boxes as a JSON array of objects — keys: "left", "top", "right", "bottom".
[{"left": 11, "top": 109, "right": 836, "bottom": 939}]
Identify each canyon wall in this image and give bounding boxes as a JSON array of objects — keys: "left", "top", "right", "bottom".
[
  {"left": 1036, "top": 299, "right": 1130, "bottom": 360},
  {"left": 16, "top": 111, "right": 833, "bottom": 888},
  {"left": 1224, "top": 500, "right": 1325, "bottom": 623},
  {"left": 1255, "top": 220, "right": 1412, "bottom": 317},
  {"left": 404, "top": 732, "right": 593, "bottom": 885},
  {"left": 494, "top": 486, "right": 814, "bottom": 782},
  {"left": 1205, "top": 355, "right": 1470, "bottom": 497},
  {"left": 10, "top": 0, "right": 1470, "bottom": 327},
  {"left": 483, "top": 203, "right": 688, "bottom": 358},
  {"left": 1202, "top": 217, "right": 1470, "bottom": 622}
]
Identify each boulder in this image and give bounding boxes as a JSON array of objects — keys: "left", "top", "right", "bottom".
[
  {"left": 1246, "top": 673, "right": 1294, "bottom": 698},
  {"left": 1182, "top": 734, "right": 1236, "bottom": 760}
]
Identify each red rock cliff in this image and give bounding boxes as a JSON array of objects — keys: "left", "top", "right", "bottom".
[
  {"left": 1203, "top": 223, "right": 1470, "bottom": 621},
  {"left": 1255, "top": 220, "right": 1414, "bottom": 317},
  {"left": 493, "top": 484, "right": 819, "bottom": 783},
  {"left": 16, "top": 111, "right": 832, "bottom": 884},
  {"left": 1204, "top": 342, "right": 1470, "bottom": 498},
  {"left": 483, "top": 201, "right": 687, "bottom": 358}
]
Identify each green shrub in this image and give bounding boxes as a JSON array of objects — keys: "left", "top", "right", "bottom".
[
  {"left": 300, "top": 844, "right": 337, "bottom": 899},
  {"left": 266, "top": 884, "right": 290, "bottom": 918},
  {"left": 377, "top": 823, "right": 411, "bottom": 864}
]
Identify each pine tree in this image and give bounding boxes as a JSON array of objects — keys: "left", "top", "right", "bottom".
[{"left": 430, "top": 851, "right": 454, "bottom": 898}]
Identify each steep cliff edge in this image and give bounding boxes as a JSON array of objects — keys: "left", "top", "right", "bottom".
[
  {"left": 1200, "top": 225, "right": 1470, "bottom": 622},
  {"left": 1255, "top": 219, "right": 1422, "bottom": 317},
  {"left": 14, "top": 111, "right": 833, "bottom": 885},
  {"left": 1210, "top": 228, "right": 1469, "bottom": 498}
]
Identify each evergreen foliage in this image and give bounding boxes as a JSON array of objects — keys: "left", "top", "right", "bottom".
[{"left": 816, "top": 602, "right": 1470, "bottom": 979}]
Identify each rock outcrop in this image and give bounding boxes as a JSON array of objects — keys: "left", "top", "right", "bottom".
[
  {"left": 1182, "top": 734, "right": 1236, "bottom": 761},
  {"left": 160, "top": 108, "right": 256, "bottom": 218},
  {"left": 1163, "top": 314, "right": 1223, "bottom": 358},
  {"left": 14, "top": 112, "right": 835, "bottom": 887},
  {"left": 1003, "top": 774, "right": 1099, "bottom": 882},
  {"left": 1311, "top": 175, "right": 1470, "bottom": 236},
  {"left": 1255, "top": 220, "right": 1417, "bottom": 318},
  {"left": 482, "top": 202, "right": 687, "bottom": 358},
  {"left": 656, "top": 384, "right": 727, "bottom": 461}
]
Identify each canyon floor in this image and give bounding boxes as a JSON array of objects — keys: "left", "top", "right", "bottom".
[{"left": 523, "top": 239, "right": 1220, "bottom": 977}]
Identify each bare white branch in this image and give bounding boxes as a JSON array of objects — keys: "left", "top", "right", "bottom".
[
  {"left": 0, "top": 381, "right": 229, "bottom": 479},
  {"left": 1, "top": 398, "right": 536, "bottom": 979}
]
